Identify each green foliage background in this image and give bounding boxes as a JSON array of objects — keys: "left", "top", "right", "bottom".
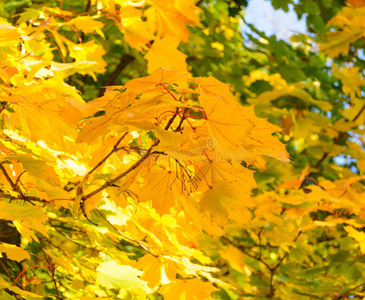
[{"left": 1, "top": 0, "right": 365, "bottom": 299}]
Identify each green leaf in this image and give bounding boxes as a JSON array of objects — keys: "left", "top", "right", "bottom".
[{"left": 97, "top": 260, "right": 150, "bottom": 291}]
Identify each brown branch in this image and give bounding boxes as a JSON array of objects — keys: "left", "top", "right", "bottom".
[
  {"left": 49, "top": 263, "right": 63, "bottom": 300},
  {"left": 82, "top": 139, "right": 160, "bottom": 201},
  {"left": 268, "top": 230, "right": 301, "bottom": 298},
  {"left": 0, "top": 103, "right": 9, "bottom": 114},
  {"left": 85, "top": 0, "right": 92, "bottom": 13},
  {"left": 0, "top": 192, "right": 45, "bottom": 203},
  {"left": 304, "top": 103, "right": 365, "bottom": 183},
  {"left": 48, "top": 219, "right": 96, "bottom": 251},
  {"left": 80, "top": 0, "right": 92, "bottom": 42},
  {"left": 164, "top": 108, "right": 180, "bottom": 131},
  {"left": 337, "top": 281, "right": 365, "bottom": 299},
  {"left": 223, "top": 230, "right": 301, "bottom": 299},
  {"left": 221, "top": 236, "right": 272, "bottom": 271},
  {"left": 98, "top": 55, "right": 135, "bottom": 97},
  {"left": 86, "top": 132, "right": 128, "bottom": 176},
  {"left": 0, "top": 164, "right": 27, "bottom": 202},
  {"left": 0, "top": 258, "right": 14, "bottom": 281}
]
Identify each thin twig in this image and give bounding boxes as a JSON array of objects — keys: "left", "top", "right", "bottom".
[
  {"left": 48, "top": 219, "right": 95, "bottom": 251},
  {"left": 304, "top": 103, "right": 365, "bottom": 183},
  {"left": 223, "top": 230, "right": 301, "bottom": 299},
  {"left": 49, "top": 264, "right": 63, "bottom": 300},
  {"left": 86, "top": 132, "right": 128, "bottom": 176},
  {"left": 98, "top": 55, "right": 135, "bottom": 97},
  {"left": 268, "top": 230, "right": 301, "bottom": 298},
  {"left": 95, "top": 208, "right": 158, "bottom": 257},
  {"left": 221, "top": 236, "right": 272, "bottom": 271},
  {"left": 82, "top": 140, "right": 160, "bottom": 201},
  {"left": 0, "top": 192, "right": 45, "bottom": 203},
  {"left": 164, "top": 108, "right": 180, "bottom": 131},
  {"left": 337, "top": 281, "right": 365, "bottom": 299},
  {"left": 0, "top": 164, "right": 27, "bottom": 202}
]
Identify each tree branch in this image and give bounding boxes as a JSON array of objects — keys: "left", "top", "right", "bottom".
[
  {"left": 0, "top": 164, "right": 28, "bottom": 202},
  {"left": 268, "top": 230, "right": 301, "bottom": 298},
  {"left": 336, "top": 281, "right": 365, "bottom": 299},
  {"left": 221, "top": 236, "right": 272, "bottom": 271},
  {"left": 98, "top": 54, "right": 135, "bottom": 97},
  {"left": 82, "top": 139, "right": 160, "bottom": 201},
  {"left": 304, "top": 103, "right": 365, "bottom": 183},
  {"left": 95, "top": 208, "right": 158, "bottom": 257},
  {"left": 223, "top": 230, "right": 301, "bottom": 299},
  {"left": 86, "top": 132, "right": 128, "bottom": 177}
]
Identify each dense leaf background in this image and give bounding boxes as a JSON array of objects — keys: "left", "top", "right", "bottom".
[{"left": 0, "top": 0, "right": 365, "bottom": 299}]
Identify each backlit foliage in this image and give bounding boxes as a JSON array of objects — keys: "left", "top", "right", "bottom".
[{"left": 0, "top": 0, "right": 365, "bottom": 299}]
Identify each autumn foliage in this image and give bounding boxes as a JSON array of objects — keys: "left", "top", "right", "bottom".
[{"left": 0, "top": 0, "right": 365, "bottom": 299}]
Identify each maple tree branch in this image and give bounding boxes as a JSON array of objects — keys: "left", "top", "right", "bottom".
[
  {"left": 336, "top": 281, "right": 365, "bottom": 299},
  {"left": 272, "top": 230, "right": 302, "bottom": 272},
  {"left": 48, "top": 219, "right": 96, "bottom": 251},
  {"left": 0, "top": 259, "right": 15, "bottom": 282},
  {"left": 0, "top": 103, "right": 9, "bottom": 114},
  {"left": 223, "top": 230, "right": 301, "bottom": 299},
  {"left": 82, "top": 140, "right": 160, "bottom": 201},
  {"left": 51, "top": 268, "right": 63, "bottom": 300},
  {"left": 98, "top": 54, "right": 135, "bottom": 96},
  {"left": 0, "top": 192, "right": 45, "bottom": 203},
  {"left": 80, "top": 0, "right": 92, "bottom": 42},
  {"left": 304, "top": 102, "right": 365, "bottom": 182},
  {"left": 94, "top": 208, "right": 158, "bottom": 257},
  {"left": 268, "top": 230, "right": 301, "bottom": 299},
  {"left": 257, "top": 228, "right": 263, "bottom": 259},
  {"left": 221, "top": 236, "right": 272, "bottom": 271},
  {"left": 174, "top": 108, "right": 189, "bottom": 132},
  {"left": 0, "top": 164, "right": 28, "bottom": 202},
  {"left": 164, "top": 107, "right": 180, "bottom": 130},
  {"left": 86, "top": 132, "right": 128, "bottom": 176}
]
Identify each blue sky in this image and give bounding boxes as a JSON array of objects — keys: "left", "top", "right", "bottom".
[
  {"left": 242, "top": 1, "right": 358, "bottom": 171},
  {"left": 243, "top": 0, "right": 307, "bottom": 41}
]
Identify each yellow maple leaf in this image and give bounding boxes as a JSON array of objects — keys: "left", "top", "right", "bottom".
[
  {"left": 121, "top": 7, "right": 155, "bottom": 51},
  {"left": 0, "top": 277, "right": 42, "bottom": 298},
  {"left": 196, "top": 159, "right": 257, "bottom": 194},
  {"left": 347, "top": 0, "right": 365, "bottom": 7},
  {"left": 320, "top": 26, "right": 362, "bottom": 58},
  {"left": 159, "top": 278, "right": 216, "bottom": 300},
  {"left": 145, "top": 0, "right": 200, "bottom": 42},
  {"left": 219, "top": 245, "right": 252, "bottom": 274},
  {"left": 344, "top": 226, "right": 365, "bottom": 254},
  {"left": 200, "top": 181, "right": 252, "bottom": 227},
  {"left": 199, "top": 94, "right": 288, "bottom": 168},
  {"left": 70, "top": 16, "right": 105, "bottom": 35},
  {"left": 136, "top": 168, "right": 180, "bottom": 214},
  {"left": 144, "top": 36, "right": 187, "bottom": 73},
  {"left": 0, "top": 243, "right": 30, "bottom": 262},
  {"left": 135, "top": 254, "right": 177, "bottom": 288},
  {"left": 332, "top": 65, "right": 365, "bottom": 98},
  {"left": 69, "top": 41, "right": 107, "bottom": 75},
  {"left": 178, "top": 196, "right": 224, "bottom": 236}
]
